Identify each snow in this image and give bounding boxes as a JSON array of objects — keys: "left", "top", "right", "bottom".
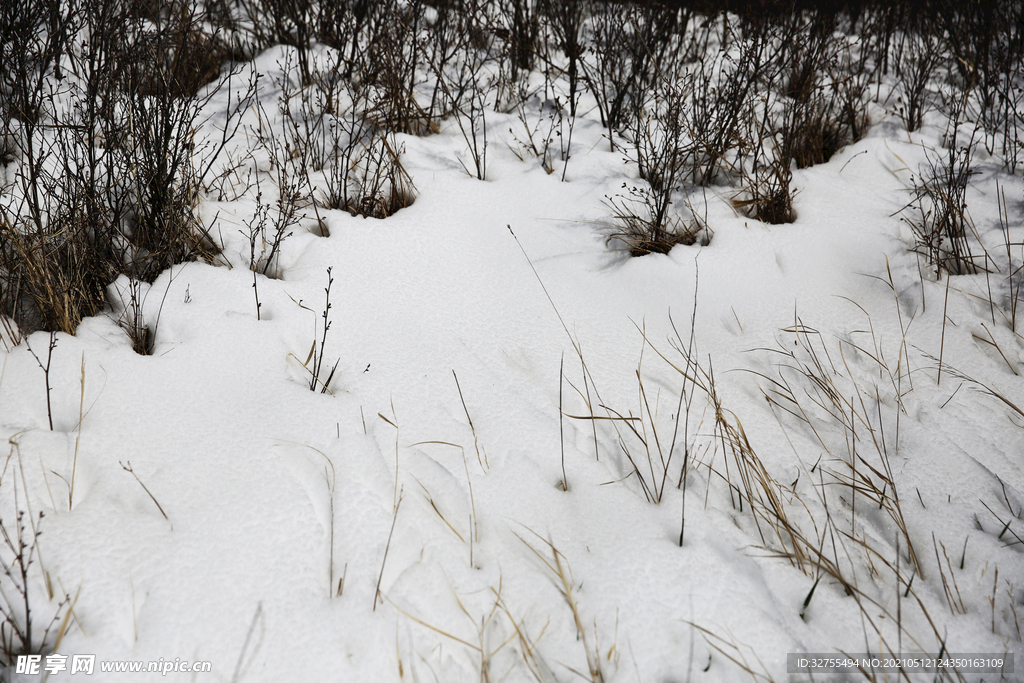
[{"left": 2, "top": 37, "right": 1023, "bottom": 683}]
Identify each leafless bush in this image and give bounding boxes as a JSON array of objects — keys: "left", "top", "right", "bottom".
[
  {"left": 0, "top": 206, "right": 110, "bottom": 336},
  {"left": 247, "top": 120, "right": 307, "bottom": 276},
  {"left": 421, "top": 0, "right": 475, "bottom": 120},
  {"left": 735, "top": 101, "right": 795, "bottom": 225},
  {"left": 540, "top": 0, "right": 585, "bottom": 119},
  {"left": 422, "top": 0, "right": 499, "bottom": 179},
  {"left": 1, "top": 507, "right": 73, "bottom": 668},
  {"left": 492, "top": 0, "right": 540, "bottom": 108},
  {"left": 0, "top": 0, "right": 234, "bottom": 341},
  {"left": 339, "top": 133, "right": 415, "bottom": 218},
  {"left": 612, "top": 73, "right": 712, "bottom": 254},
  {"left": 581, "top": 1, "right": 688, "bottom": 146},
  {"left": 127, "top": 0, "right": 233, "bottom": 98},
  {"left": 234, "top": 0, "right": 316, "bottom": 82},
  {"left": 682, "top": 15, "right": 769, "bottom": 186},
  {"left": 737, "top": 162, "right": 795, "bottom": 225},
  {"left": 0, "top": 0, "right": 71, "bottom": 134},
  {"left": 110, "top": 276, "right": 158, "bottom": 355},
  {"left": 314, "top": 0, "right": 364, "bottom": 77},
  {"left": 315, "top": 78, "right": 373, "bottom": 211},
  {"left": 507, "top": 95, "right": 560, "bottom": 174},
  {"left": 940, "top": 0, "right": 1024, "bottom": 174},
  {"left": 363, "top": 0, "right": 434, "bottom": 136},
  {"left": 897, "top": 138, "right": 980, "bottom": 278},
  {"left": 891, "top": 26, "right": 944, "bottom": 132},
  {"left": 299, "top": 54, "right": 416, "bottom": 217},
  {"left": 774, "top": 11, "right": 863, "bottom": 170},
  {"left": 95, "top": 2, "right": 224, "bottom": 283},
  {"left": 606, "top": 183, "right": 711, "bottom": 256},
  {"left": 731, "top": 16, "right": 795, "bottom": 224}
]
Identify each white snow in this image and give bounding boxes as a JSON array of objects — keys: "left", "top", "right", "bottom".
[{"left": 2, "top": 34, "right": 1023, "bottom": 683}]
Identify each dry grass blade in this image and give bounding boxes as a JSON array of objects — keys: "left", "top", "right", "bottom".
[
  {"left": 932, "top": 533, "right": 966, "bottom": 615},
  {"left": 389, "top": 579, "right": 517, "bottom": 683},
  {"left": 971, "top": 324, "right": 1019, "bottom": 376},
  {"left": 412, "top": 475, "right": 465, "bottom": 543},
  {"left": 493, "top": 591, "right": 555, "bottom": 683},
  {"left": 683, "top": 622, "right": 774, "bottom": 681},
  {"left": 119, "top": 461, "right": 169, "bottom": 523},
  {"left": 453, "top": 370, "right": 486, "bottom": 470},
  {"left": 918, "top": 351, "right": 1024, "bottom": 423},
  {"left": 374, "top": 491, "right": 402, "bottom": 612},
  {"left": 515, "top": 529, "right": 604, "bottom": 683},
  {"left": 409, "top": 440, "right": 478, "bottom": 564},
  {"left": 749, "top": 315, "right": 924, "bottom": 577}
]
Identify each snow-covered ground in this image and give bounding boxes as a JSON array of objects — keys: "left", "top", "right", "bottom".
[{"left": 2, "top": 24, "right": 1023, "bottom": 683}]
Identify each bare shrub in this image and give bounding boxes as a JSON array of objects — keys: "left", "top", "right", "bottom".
[
  {"left": 0, "top": 0, "right": 233, "bottom": 341},
  {"left": 898, "top": 142, "right": 979, "bottom": 278},
  {"left": 682, "top": 14, "right": 769, "bottom": 186},
  {"left": 582, "top": 1, "right": 688, "bottom": 147},
  {"left": 891, "top": 25, "right": 944, "bottom": 132},
  {"left": 302, "top": 55, "right": 417, "bottom": 217}
]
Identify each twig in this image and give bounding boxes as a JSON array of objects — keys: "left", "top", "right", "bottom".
[
  {"left": 26, "top": 332, "right": 57, "bottom": 431},
  {"left": 120, "top": 462, "right": 169, "bottom": 523}
]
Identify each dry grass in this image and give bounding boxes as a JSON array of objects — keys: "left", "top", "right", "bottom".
[
  {"left": 605, "top": 191, "right": 711, "bottom": 256},
  {"left": 624, "top": 288, "right": 1016, "bottom": 681},
  {"left": 515, "top": 530, "right": 605, "bottom": 683},
  {"left": 0, "top": 213, "right": 108, "bottom": 337}
]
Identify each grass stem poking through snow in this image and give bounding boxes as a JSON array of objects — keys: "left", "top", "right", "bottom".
[
  {"left": 286, "top": 442, "right": 339, "bottom": 599},
  {"left": 509, "top": 223, "right": 613, "bottom": 465},
  {"left": 412, "top": 475, "right": 465, "bottom": 543},
  {"left": 997, "top": 183, "right": 1022, "bottom": 332},
  {"left": 378, "top": 404, "right": 400, "bottom": 512},
  {"left": 119, "top": 461, "right": 169, "bottom": 524},
  {"left": 674, "top": 262, "right": 699, "bottom": 546},
  {"left": 336, "top": 563, "right": 347, "bottom": 599},
  {"left": 559, "top": 352, "right": 568, "bottom": 491},
  {"left": 800, "top": 575, "right": 821, "bottom": 621},
  {"left": 453, "top": 370, "right": 485, "bottom": 470},
  {"left": 410, "top": 440, "right": 477, "bottom": 566},
  {"left": 516, "top": 529, "right": 604, "bottom": 683},
  {"left": 70, "top": 354, "right": 85, "bottom": 510},
  {"left": 230, "top": 603, "right": 263, "bottom": 683},
  {"left": 374, "top": 490, "right": 402, "bottom": 612}
]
